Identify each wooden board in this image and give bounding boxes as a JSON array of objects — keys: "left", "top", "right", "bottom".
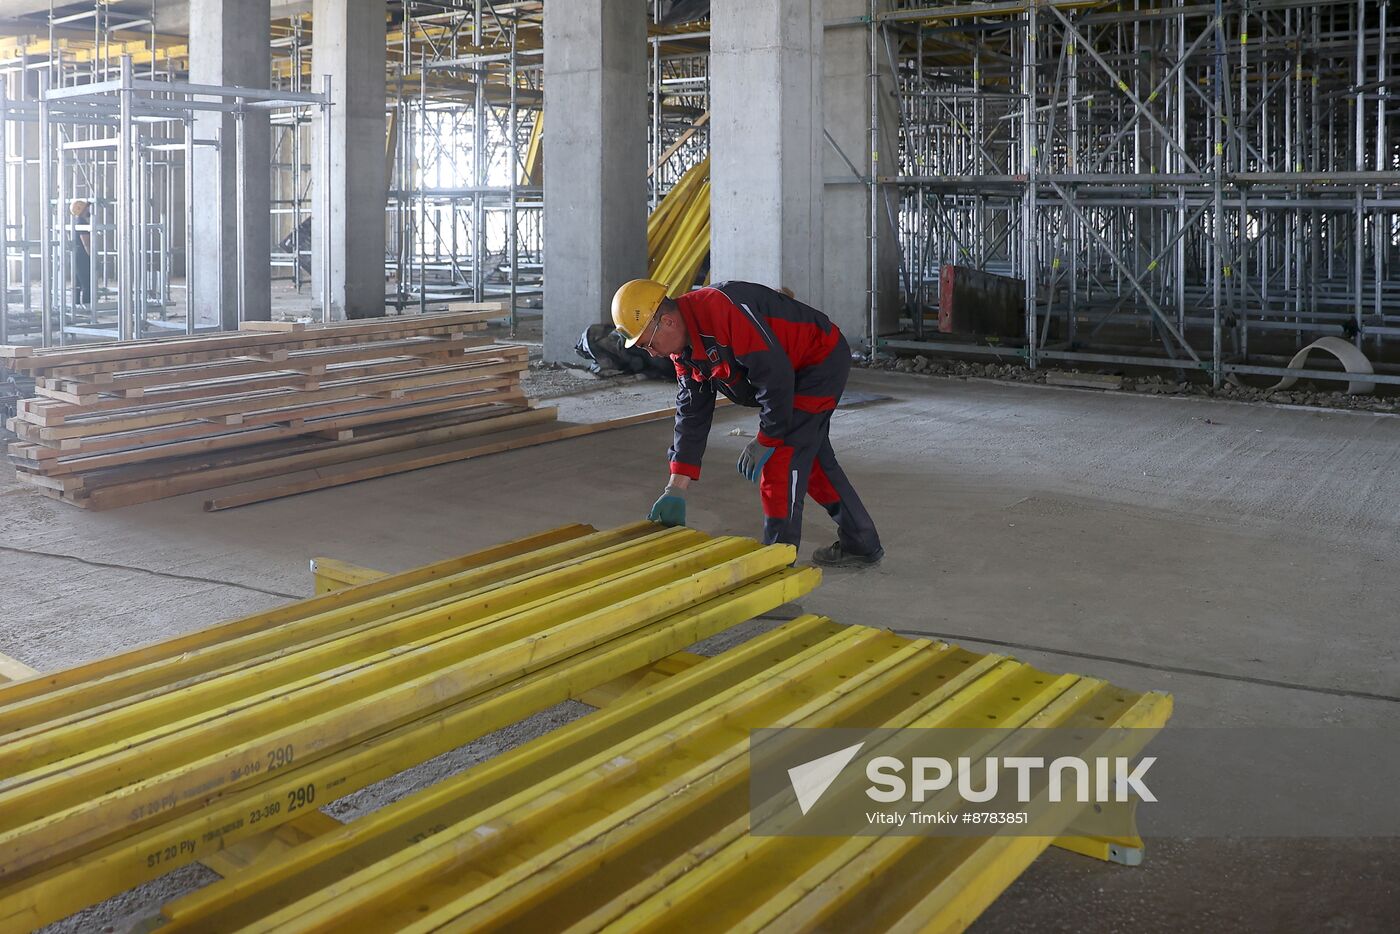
[
  {"left": 0, "top": 309, "right": 501, "bottom": 369},
  {"left": 203, "top": 407, "right": 678, "bottom": 511},
  {"left": 7, "top": 320, "right": 490, "bottom": 379},
  {"left": 63, "top": 406, "right": 559, "bottom": 510},
  {"left": 39, "top": 335, "right": 488, "bottom": 396},
  {"left": 7, "top": 320, "right": 549, "bottom": 510},
  {"left": 19, "top": 350, "right": 526, "bottom": 435},
  {"left": 10, "top": 404, "right": 536, "bottom": 482}
]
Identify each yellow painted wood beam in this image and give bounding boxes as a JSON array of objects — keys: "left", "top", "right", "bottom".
[
  {"left": 0, "top": 523, "right": 605, "bottom": 715},
  {"left": 307, "top": 551, "right": 707, "bottom": 713},
  {"left": 154, "top": 613, "right": 1168, "bottom": 933},
  {"left": 309, "top": 557, "right": 386, "bottom": 595},
  {"left": 0, "top": 655, "right": 36, "bottom": 686},
  {"left": 0, "top": 528, "right": 817, "bottom": 932},
  {"left": 0, "top": 567, "right": 817, "bottom": 931},
  {"left": 0, "top": 528, "right": 712, "bottom": 778},
  {"left": 0, "top": 536, "right": 770, "bottom": 870}
]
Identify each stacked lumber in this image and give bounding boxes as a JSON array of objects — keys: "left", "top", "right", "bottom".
[
  {"left": 0, "top": 522, "right": 1172, "bottom": 932},
  {"left": 1, "top": 307, "right": 548, "bottom": 509},
  {"left": 0, "top": 523, "right": 817, "bottom": 931}
]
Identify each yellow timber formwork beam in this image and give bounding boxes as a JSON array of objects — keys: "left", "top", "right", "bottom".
[
  {"left": 0, "top": 523, "right": 818, "bottom": 932},
  {"left": 155, "top": 612, "right": 1172, "bottom": 933},
  {"left": 0, "top": 656, "right": 36, "bottom": 686},
  {"left": 520, "top": 110, "right": 544, "bottom": 186},
  {"left": 309, "top": 556, "right": 386, "bottom": 594},
  {"left": 0, "top": 36, "right": 189, "bottom": 67},
  {"left": 647, "top": 156, "right": 711, "bottom": 297},
  {"left": 307, "top": 555, "right": 699, "bottom": 709}
]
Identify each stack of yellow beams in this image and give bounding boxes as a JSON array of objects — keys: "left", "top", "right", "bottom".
[
  {"left": 0, "top": 522, "right": 818, "bottom": 932},
  {"left": 0, "top": 35, "right": 189, "bottom": 68},
  {"left": 647, "top": 156, "right": 711, "bottom": 297},
  {"left": 153, "top": 615, "right": 1172, "bottom": 932}
]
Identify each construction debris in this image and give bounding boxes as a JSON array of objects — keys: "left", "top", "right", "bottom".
[
  {"left": 872, "top": 356, "right": 1400, "bottom": 413},
  {"left": 1264, "top": 336, "right": 1376, "bottom": 396},
  {"left": 0, "top": 307, "right": 554, "bottom": 509},
  {"left": 1044, "top": 371, "right": 1125, "bottom": 391}
]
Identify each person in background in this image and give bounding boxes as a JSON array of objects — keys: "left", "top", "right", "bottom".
[{"left": 70, "top": 199, "right": 92, "bottom": 308}]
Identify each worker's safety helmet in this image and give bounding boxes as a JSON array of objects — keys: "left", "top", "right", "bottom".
[
  {"left": 611, "top": 279, "right": 669, "bottom": 347},
  {"left": 69, "top": 199, "right": 89, "bottom": 217}
]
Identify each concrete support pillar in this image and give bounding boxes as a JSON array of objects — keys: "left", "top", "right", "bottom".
[
  {"left": 823, "top": 0, "right": 900, "bottom": 346},
  {"left": 313, "top": 0, "right": 387, "bottom": 319},
  {"left": 541, "top": 0, "right": 647, "bottom": 363},
  {"left": 190, "top": 0, "right": 272, "bottom": 327},
  {"left": 711, "top": 0, "right": 823, "bottom": 306}
]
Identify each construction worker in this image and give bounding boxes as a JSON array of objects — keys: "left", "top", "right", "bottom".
[
  {"left": 69, "top": 199, "right": 92, "bottom": 308},
  {"left": 612, "top": 278, "right": 883, "bottom": 568}
]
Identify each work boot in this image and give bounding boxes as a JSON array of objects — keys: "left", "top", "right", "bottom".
[{"left": 811, "top": 541, "right": 883, "bottom": 568}]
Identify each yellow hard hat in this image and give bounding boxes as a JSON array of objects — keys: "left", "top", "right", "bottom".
[{"left": 611, "top": 278, "right": 668, "bottom": 347}]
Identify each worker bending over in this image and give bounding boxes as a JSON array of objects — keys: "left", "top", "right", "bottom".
[{"left": 611, "top": 278, "right": 883, "bottom": 568}]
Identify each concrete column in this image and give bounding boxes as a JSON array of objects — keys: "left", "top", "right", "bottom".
[
  {"left": 313, "top": 0, "right": 387, "bottom": 319},
  {"left": 542, "top": 0, "right": 647, "bottom": 363},
  {"left": 190, "top": 0, "right": 272, "bottom": 327},
  {"left": 822, "top": 0, "right": 899, "bottom": 346},
  {"left": 711, "top": 0, "right": 823, "bottom": 306}
]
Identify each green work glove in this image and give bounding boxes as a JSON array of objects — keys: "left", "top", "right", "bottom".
[
  {"left": 737, "top": 438, "right": 775, "bottom": 484},
  {"left": 648, "top": 487, "right": 687, "bottom": 527}
]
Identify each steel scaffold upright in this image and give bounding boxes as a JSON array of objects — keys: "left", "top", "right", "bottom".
[
  {"left": 878, "top": 0, "right": 1400, "bottom": 388},
  {"left": 381, "top": 1, "right": 546, "bottom": 335},
  {"left": 1, "top": 2, "right": 183, "bottom": 344},
  {"left": 380, "top": 3, "right": 711, "bottom": 331}
]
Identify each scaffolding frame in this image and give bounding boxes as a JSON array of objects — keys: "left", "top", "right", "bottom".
[
  {"left": 874, "top": 0, "right": 1400, "bottom": 388},
  {"left": 1, "top": 2, "right": 183, "bottom": 345},
  {"left": 8, "top": 55, "right": 332, "bottom": 345},
  {"left": 378, "top": 1, "right": 545, "bottom": 335}
]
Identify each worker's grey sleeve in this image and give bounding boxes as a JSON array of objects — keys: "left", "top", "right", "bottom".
[{"left": 668, "top": 365, "right": 715, "bottom": 480}]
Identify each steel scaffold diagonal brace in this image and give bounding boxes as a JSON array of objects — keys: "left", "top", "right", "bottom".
[
  {"left": 1045, "top": 4, "right": 1201, "bottom": 175},
  {"left": 1047, "top": 182, "right": 1204, "bottom": 366},
  {"left": 1086, "top": 16, "right": 1222, "bottom": 175}
]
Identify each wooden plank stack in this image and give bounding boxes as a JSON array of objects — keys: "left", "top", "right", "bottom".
[{"left": 1, "top": 307, "right": 552, "bottom": 509}]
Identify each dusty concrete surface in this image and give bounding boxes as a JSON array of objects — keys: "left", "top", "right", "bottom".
[{"left": 5, "top": 369, "right": 1398, "bottom": 931}]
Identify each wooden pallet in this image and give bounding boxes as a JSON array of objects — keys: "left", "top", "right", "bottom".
[{"left": 1, "top": 309, "right": 556, "bottom": 509}]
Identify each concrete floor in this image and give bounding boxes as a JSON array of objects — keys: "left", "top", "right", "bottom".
[{"left": 4, "top": 368, "right": 1398, "bottom": 931}]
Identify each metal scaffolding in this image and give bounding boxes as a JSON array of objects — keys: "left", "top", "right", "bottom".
[
  {"left": 876, "top": 0, "right": 1400, "bottom": 387},
  {"left": 0, "top": 4, "right": 184, "bottom": 345},
  {"left": 380, "top": 2, "right": 544, "bottom": 330},
  {"left": 377, "top": 4, "right": 710, "bottom": 330}
]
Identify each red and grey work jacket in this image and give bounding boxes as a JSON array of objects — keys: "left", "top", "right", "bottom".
[{"left": 667, "top": 281, "right": 843, "bottom": 480}]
